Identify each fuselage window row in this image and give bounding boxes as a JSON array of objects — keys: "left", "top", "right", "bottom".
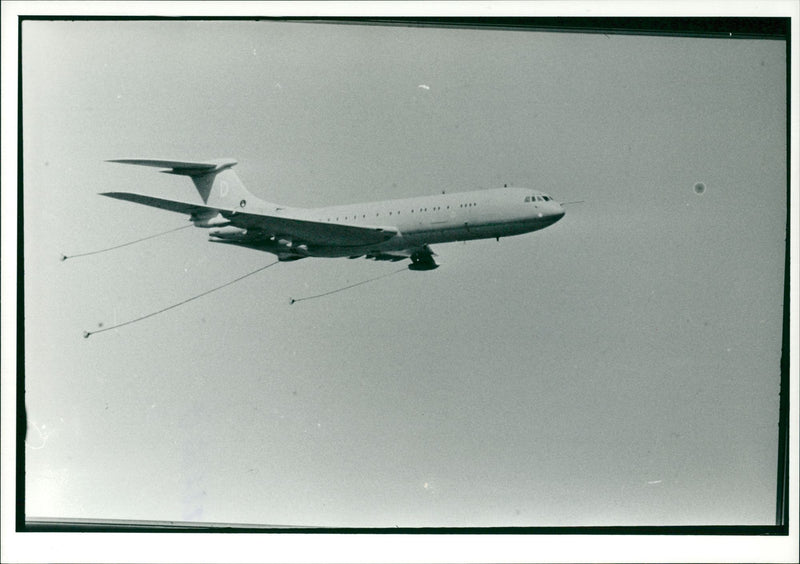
[{"left": 322, "top": 202, "right": 482, "bottom": 223}]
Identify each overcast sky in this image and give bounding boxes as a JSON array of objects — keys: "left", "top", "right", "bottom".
[{"left": 20, "top": 19, "right": 786, "bottom": 529}]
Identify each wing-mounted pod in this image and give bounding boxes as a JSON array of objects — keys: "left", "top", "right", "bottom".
[{"left": 208, "top": 226, "right": 248, "bottom": 240}]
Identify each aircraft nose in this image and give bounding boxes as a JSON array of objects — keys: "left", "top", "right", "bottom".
[{"left": 536, "top": 205, "right": 564, "bottom": 225}]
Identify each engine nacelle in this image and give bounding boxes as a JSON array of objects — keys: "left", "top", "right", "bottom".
[
  {"left": 192, "top": 213, "right": 231, "bottom": 228},
  {"left": 209, "top": 226, "right": 247, "bottom": 239}
]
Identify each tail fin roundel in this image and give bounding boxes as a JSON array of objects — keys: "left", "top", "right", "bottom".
[{"left": 107, "top": 158, "right": 267, "bottom": 210}]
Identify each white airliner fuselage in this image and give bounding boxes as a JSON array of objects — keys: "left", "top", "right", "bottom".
[
  {"left": 274, "top": 187, "right": 565, "bottom": 257},
  {"left": 103, "top": 159, "right": 565, "bottom": 270}
]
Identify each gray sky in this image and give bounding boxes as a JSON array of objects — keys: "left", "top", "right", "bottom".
[{"left": 21, "top": 19, "right": 786, "bottom": 529}]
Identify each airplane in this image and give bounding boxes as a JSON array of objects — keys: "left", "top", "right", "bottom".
[{"left": 102, "top": 159, "right": 566, "bottom": 270}]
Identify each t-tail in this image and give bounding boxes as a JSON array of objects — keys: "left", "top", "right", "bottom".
[{"left": 106, "top": 158, "right": 275, "bottom": 211}]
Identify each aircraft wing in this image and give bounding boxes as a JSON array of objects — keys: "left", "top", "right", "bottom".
[
  {"left": 102, "top": 192, "right": 212, "bottom": 215},
  {"left": 230, "top": 212, "right": 396, "bottom": 246},
  {"left": 101, "top": 192, "right": 398, "bottom": 247}
]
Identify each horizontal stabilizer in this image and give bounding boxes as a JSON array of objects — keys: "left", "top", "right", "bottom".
[{"left": 107, "top": 158, "right": 237, "bottom": 175}]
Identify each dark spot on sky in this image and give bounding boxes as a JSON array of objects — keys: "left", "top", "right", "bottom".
[{"left": 694, "top": 182, "right": 706, "bottom": 195}]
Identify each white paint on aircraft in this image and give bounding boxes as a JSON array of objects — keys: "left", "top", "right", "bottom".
[{"left": 103, "top": 158, "right": 566, "bottom": 270}]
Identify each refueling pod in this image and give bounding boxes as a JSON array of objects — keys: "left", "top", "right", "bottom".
[{"left": 209, "top": 226, "right": 247, "bottom": 239}]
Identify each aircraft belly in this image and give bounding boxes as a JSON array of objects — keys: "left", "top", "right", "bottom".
[{"left": 402, "top": 217, "right": 544, "bottom": 244}]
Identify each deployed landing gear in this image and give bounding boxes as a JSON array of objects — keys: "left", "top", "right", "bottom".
[{"left": 409, "top": 249, "right": 438, "bottom": 271}]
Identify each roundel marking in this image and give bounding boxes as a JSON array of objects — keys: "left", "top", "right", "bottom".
[{"left": 240, "top": 199, "right": 247, "bottom": 208}]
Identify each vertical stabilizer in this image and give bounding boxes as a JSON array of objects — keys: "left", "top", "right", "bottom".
[{"left": 184, "top": 163, "right": 251, "bottom": 208}]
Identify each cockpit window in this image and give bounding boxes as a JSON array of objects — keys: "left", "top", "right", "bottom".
[{"left": 525, "top": 196, "right": 531, "bottom": 202}]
